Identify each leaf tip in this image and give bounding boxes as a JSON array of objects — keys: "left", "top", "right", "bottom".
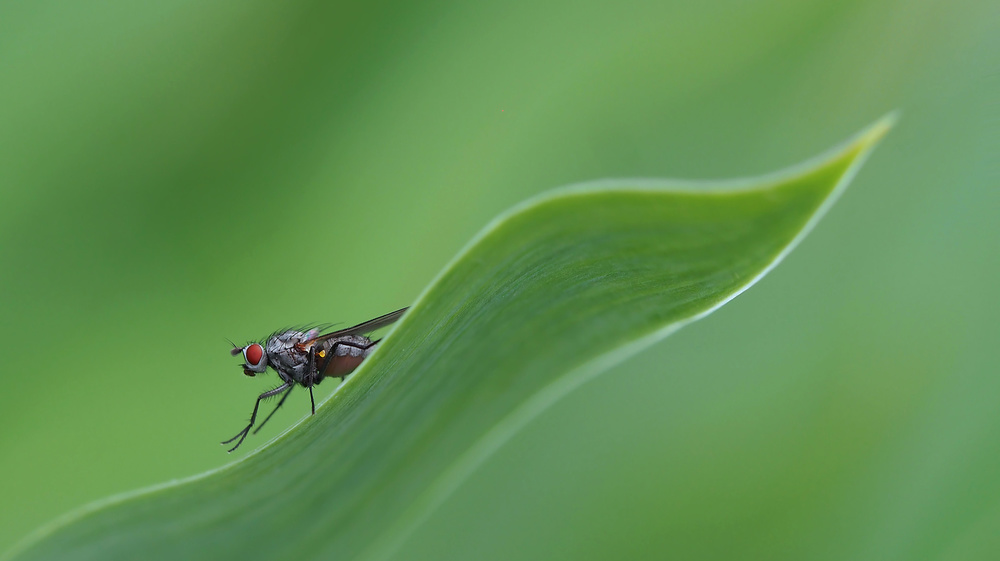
[{"left": 851, "top": 111, "right": 899, "bottom": 157}]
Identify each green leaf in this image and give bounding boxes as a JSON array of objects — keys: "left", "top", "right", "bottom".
[{"left": 3, "top": 116, "right": 893, "bottom": 561}]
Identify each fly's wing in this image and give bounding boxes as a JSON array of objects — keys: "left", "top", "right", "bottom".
[{"left": 308, "top": 307, "right": 408, "bottom": 343}]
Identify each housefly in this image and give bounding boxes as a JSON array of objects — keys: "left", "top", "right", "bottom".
[{"left": 223, "top": 307, "right": 407, "bottom": 452}]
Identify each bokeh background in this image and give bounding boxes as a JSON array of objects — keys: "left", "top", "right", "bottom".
[{"left": 0, "top": 0, "right": 996, "bottom": 559}]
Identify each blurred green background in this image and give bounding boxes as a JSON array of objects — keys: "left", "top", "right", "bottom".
[{"left": 0, "top": 0, "right": 996, "bottom": 559}]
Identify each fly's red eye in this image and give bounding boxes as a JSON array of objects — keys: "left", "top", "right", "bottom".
[{"left": 245, "top": 343, "right": 264, "bottom": 366}]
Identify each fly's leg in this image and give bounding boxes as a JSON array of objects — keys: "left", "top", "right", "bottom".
[
  {"left": 251, "top": 385, "right": 294, "bottom": 435},
  {"left": 222, "top": 382, "right": 291, "bottom": 453},
  {"left": 308, "top": 346, "right": 317, "bottom": 415},
  {"left": 317, "top": 342, "right": 340, "bottom": 379},
  {"left": 303, "top": 340, "right": 377, "bottom": 417}
]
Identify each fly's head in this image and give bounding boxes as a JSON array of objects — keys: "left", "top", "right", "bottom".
[
  {"left": 231, "top": 342, "right": 268, "bottom": 376},
  {"left": 230, "top": 328, "right": 320, "bottom": 383}
]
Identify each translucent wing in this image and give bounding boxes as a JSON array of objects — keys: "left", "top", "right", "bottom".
[{"left": 308, "top": 307, "right": 408, "bottom": 343}]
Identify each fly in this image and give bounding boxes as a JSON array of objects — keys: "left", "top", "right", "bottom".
[{"left": 223, "top": 307, "right": 407, "bottom": 452}]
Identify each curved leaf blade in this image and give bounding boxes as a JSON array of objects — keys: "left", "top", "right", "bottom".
[{"left": 5, "top": 117, "right": 892, "bottom": 561}]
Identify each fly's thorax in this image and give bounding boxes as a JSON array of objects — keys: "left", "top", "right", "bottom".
[{"left": 265, "top": 330, "right": 315, "bottom": 384}]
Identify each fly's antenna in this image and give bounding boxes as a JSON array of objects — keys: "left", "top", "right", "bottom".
[{"left": 227, "top": 338, "right": 243, "bottom": 356}]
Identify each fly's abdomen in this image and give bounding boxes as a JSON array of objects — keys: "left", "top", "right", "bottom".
[
  {"left": 319, "top": 354, "right": 365, "bottom": 378},
  {"left": 317, "top": 335, "right": 375, "bottom": 379}
]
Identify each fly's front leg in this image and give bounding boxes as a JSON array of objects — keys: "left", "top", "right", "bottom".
[
  {"left": 221, "top": 382, "right": 291, "bottom": 453},
  {"left": 252, "top": 385, "right": 294, "bottom": 435}
]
